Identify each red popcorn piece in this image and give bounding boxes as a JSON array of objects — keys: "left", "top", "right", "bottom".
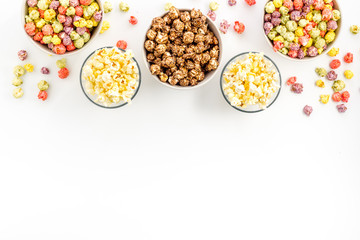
[
  {"left": 244, "top": 0, "right": 256, "bottom": 6},
  {"left": 116, "top": 40, "right": 128, "bottom": 50},
  {"left": 286, "top": 76, "right": 297, "bottom": 86},
  {"left": 42, "top": 24, "right": 54, "bottom": 35},
  {"left": 273, "top": 41, "right": 283, "bottom": 52},
  {"left": 234, "top": 21, "right": 245, "bottom": 34},
  {"left": 38, "top": 90, "right": 48, "bottom": 101},
  {"left": 332, "top": 92, "right": 342, "bottom": 102},
  {"left": 288, "top": 50, "right": 298, "bottom": 58},
  {"left": 58, "top": 6, "right": 67, "bottom": 15},
  {"left": 25, "top": 22, "right": 36, "bottom": 36},
  {"left": 57, "top": 14, "right": 66, "bottom": 23},
  {"left": 75, "top": 6, "right": 83, "bottom": 16},
  {"left": 299, "top": 36, "right": 310, "bottom": 46},
  {"left": 129, "top": 16, "right": 138, "bottom": 25},
  {"left": 330, "top": 59, "right": 341, "bottom": 69},
  {"left": 80, "top": 0, "right": 92, "bottom": 5},
  {"left": 344, "top": 53, "right": 353, "bottom": 63},
  {"left": 53, "top": 44, "right": 66, "bottom": 55},
  {"left": 38, "top": 9, "right": 45, "bottom": 18},
  {"left": 58, "top": 68, "right": 70, "bottom": 79},
  {"left": 313, "top": 0, "right": 325, "bottom": 10},
  {"left": 293, "top": 0, "right": 303, "bottom": 10},
  {"left": 322, "top": 8, "right": 332, "bottom": 21},
  {"left": 341, "top": 91, "right": 350, "bottom": 103},
  {"left": 66, "top": 44, "right": 76, "bottom": 51},
  {"left": 33, "top": 32, "right": 44, "bottom": 41}
]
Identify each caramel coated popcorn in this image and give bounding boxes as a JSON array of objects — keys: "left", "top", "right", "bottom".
[{"left": 145, "top": 7, "right": 220, "bottom": 87}]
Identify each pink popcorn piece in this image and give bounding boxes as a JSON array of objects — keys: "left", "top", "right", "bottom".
[
  {"left": 76, "top": 27, "right": 87, "bottom": 35},
  {"left": 69, "top": 0, "right": 79, "bottom": 7},
  {"left": 220, "top": 20, "right": 231, "bottom": 34},
  {"left": 207, "top": 10, "right": 216, "bottom": 21},
  {"left": 326, "top": 70, "right": 337, "bottom": 81},
  {"left": 27, "top": 0, "right": 38, "bottom": 7},
  {"left": 291, "top": 83, "right": 303, "bottom": 94},
  {"left": 93, "top": 11, "right": 102, "bottom": 22},
  {"left": 41, "top": 67, "right": 50, "bottom": 74},
  {"left": 228, "top": 0, "right": 237, "bottom": 6},
  {"left": 336, "top": 104, "right": 347, "bottom": 113},
  {"left": 18, "top": 50, "right": 28, "bottom": 61},
  {"left": 49, "top": 0, "right": 60, "bottom": 10},
  {"left": 303, "top": 105, "right": 313, "bottom": 116}
]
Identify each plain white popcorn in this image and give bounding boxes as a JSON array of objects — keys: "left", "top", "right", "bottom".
[
  {"left": 82, "top": 47, "right": 139, "bottom": 106},
  {"left": 222, "top": 52, "right": 280, "bottom": 109}
]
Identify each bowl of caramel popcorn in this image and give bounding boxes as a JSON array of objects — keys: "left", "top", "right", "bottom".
[{"left": 143, "top": 7, "right": 222, "bottom": 89}]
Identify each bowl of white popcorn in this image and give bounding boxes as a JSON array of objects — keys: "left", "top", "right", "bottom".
[
  {"left": 221, "top": 52, "right": 282, "bottom": 113},
  {"left": 80, "top": 46, "right": 141, "bottom": 108}
]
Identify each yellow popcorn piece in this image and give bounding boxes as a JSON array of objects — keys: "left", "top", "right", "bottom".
[
  {"left": 295, "top": 27, "right": 304, "bottom": 37},
  {"left": 273, "top": 0, "right": 283, "bottom": 8},
  {"left": 328, "top": 47, "right": 339, "bottom": 57},
  {"left": 325, "top": 31, "right": 336, "bottom": 43},
  {"left": 81, "top": 47, "right": 140, "bottom": 106},
  {"left": 209, "top": 1, "right": 219, "bottom": 11},
  {"left": 222, "top": 53, "right": 280, "bottom": 109},
  {"left": 315, "top": 80, "right": 325, "bottom": 88},
  {"left": 305, "top": 38, "right": 313, "bottom": 48},
  {"left": 100, "top": 21, "right": 110, "bottom": 34},
  {"left": 164, "top": 2, "right": 173, "bottom": 11},
  {"left": 24, "top": 64, "right": 34, "bottom": 73},
  {"left": 344, "top": 70, "right": 354, "bottom": 79},
  {"left": 90, "top": 2, "right": 100, "bottom": 11},
  {"left": 44, "top": 9, "right": 56, "bottom": 21},
  {"left": 51, "top": 35, "right": 62, "bottom": 45},
  {"left": 320, "top": 95, "right": 330, "bottom": 104}
]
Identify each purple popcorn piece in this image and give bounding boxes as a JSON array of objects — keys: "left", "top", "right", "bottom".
[
  {"left": 289, "top": 42, "right": 300, "bottom": 51},
  {"left": 64, "top": 26, "right": 73, "bottom": 35},
  {"left": 326, "top": 70, "right": 337, "bottom": 81},
  {"left": 272, "top": 11, "right": 281, "bottom": 18},
  {"left": 290, "top": 11, "right": 301, "bottom": 21},
  {"left": 58, "top": 31, "right": 66, "bottom": 39},
  {"left": 64, "top": 16, "right": 73, "bottom": 27},
  {"left": 76, "top": 27, "right": 87, "bottom": 35},
  {"left": 49, "top": 0, "right": 60, "bottom": 10},
  {"left": 297, "top": 49, "right": 305, "bottom": 59},
  {"left": 264, "top": 13, "right": 272, "bottom": 22},
  {"left": 327, "top": 20, "right": 338, "bottom": 31},
  {"left": 48, "top": 43, "right": 54, "bottom": 50},
  {"left": 69, "top": 0, "right": 79, "bottom": 7},
  {"left": 41, "top": 67, "right": 50, "bottom": 74},
  {"left": 291, "top": 83, "right": 304, "bottom": 94},
  {"left": 337, "top": 104, "right": 347, "bottom": 113},
  {"left": 220, "top": 20, "right": 231, "bottom": 34},
  {"left": 73, "top": 16, "right": 81, "bottom": 22},
  {"left": 93, "top": 11, "right": 103, "bottom": 22},
  {"left": 228, "top": 0, "right": 237, "bottom": 6},
  {"left": 27, "top": 0, "right": 38, "bottom": 7},
  {"left": 207, "top": 10, "right": 216, "bottom": 21},
  {"left": 271, "top": 18, "right": 281, "bottom": 27},
  {"left": 307, "top": 46, "right": 318, "bottom": 57},
  {"left": 303, "top": 105, "right": 313, "bottom": 116},
  {"left": 264, "top": 22, "right": 274, "bottom": 35},
  {"left": 302, "top": 5, "right": 311, "bottom": 14},
  {"left": 18, "top": 50, "right": 28, "bottom": 61},
  {"left": 62, "top": 36, "right": 73, "bottom": 46},
  {"left": 303, "top": 0, "right": 314, "bottom": 5}
]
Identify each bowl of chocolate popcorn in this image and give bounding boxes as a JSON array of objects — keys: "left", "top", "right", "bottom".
[
  {"left": 263, "top": 0, "right": 342, "bottom": 60},
  {"left": 143, "top": 7, "right": 222, "bottom": 89},
  {"left": 22, "top": 0, "right": 104, "bottom": 55}
]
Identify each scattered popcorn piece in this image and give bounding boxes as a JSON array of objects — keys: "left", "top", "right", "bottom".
[
  {"left": 341, "top": 91, "right": 350, "bottom": 103},
  {"left": 315, "top": 67, "right": 327, "bottom": 77},
  {"left": 12, "top": 77, "right": 23, "bottom": 87},
  {"left": 41, "top": 67, "right": 50, "bottom": 74},
  {"left": 332, "top": 92, "right": 342, "bottom": 102},
  {"left": 18, "top": 50, "right": 28, "bottom": 61},
  {"left": 286, "top": 76, "right": 297, "bottom": 86},
  {"left": 38, "top": 80, "right": 49, "bottom": 91},
  {"left": 116, "top": 40, "right": 128, "bottom": 50},
  {"left": 220, "top": 19, "right": 230, "bottom": 34},
  {"left": 222, "top": 52, "right": 280, "bottom": 109},
  {"left": 327, "top": 47, "right": 339, "bottom": 57},
  {"left": 14, "top": 65, "right": 26, "bottom": 77},
  {"left": 56, "top": 58, "right": 67, "bottom": 69},
  {"left": 245, "top": 0, "right": 256, "bottom": 6},
  {"left": 303, "top": 105, "right": 313, "bottom": 116},
  {"left": 13, "top": 87, "right": 24, "bottom": 98},
  {"left": 344, "top": 52, "right": 353, "bottom": 63},
  {"left": 320, "top": 94, "right": 330, "bottom": 104},
  {"left": 330, "top": 59, "right": 341, "bottom": 69},
  {"left": 119, "top": 2, "right": 130, "bottom": 12},
  {"left": 103, "top": 1, "right": 113, "bottom": 13},
  {"left": 332, "top": 80, "right": 345, "bottom": 92},
  {"left": 81, "top": 47, "right": 140, "bottom": 106},
  {"left": 207, "top": 10, "right": 216, "bottom": 21},
  {"left": 344, "top": 70, "right": 354, "bottom": 79},
  {"left": 129, "top": 16, "right": 138, "bottom": 25},
  {"left": 234, "top": 21, "right": 245, "bottom": 34},
  {"left": 291, "top": 83, "right": 303, "bottom": 94},
  {"left": 337, "top": 104, "right": 347, "bottom": 113},
  {"left": 24, "top": 63, "right": 34, "bottom": 72},
  {"left": 100, "top": 21, "right": 110, "bottom": 34},
  {"left": 315, "top": 79, "right": 325, "bottom": 88},
  {"left": 38, "top": 90, "right": 48, "bottom": 101},
  {"left": 326, "top": 70, "right": 337, "bottom": 81},
  {"left": 228, "top": 0, "right": 237, "bottom": 6},
  {"left": 350, "top": 25, "right": 360, "bottom": 34},
  {"left": 209, "top": 1, "right": 220, "bottom": 11},
  {"left": 58, "top": 67, "right": 70, "bottom": 79}
]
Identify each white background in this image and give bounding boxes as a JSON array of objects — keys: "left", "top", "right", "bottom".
[{"left": 1, "top": 0, "right": 360, "bottom": 239}]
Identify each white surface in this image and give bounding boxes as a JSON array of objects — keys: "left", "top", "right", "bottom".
[{"left": 0, "top": 0, "right": 359, "bottom": 239}]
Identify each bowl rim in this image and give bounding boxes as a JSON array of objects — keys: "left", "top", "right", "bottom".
[
  {"left": 142, "top": 8, "right": 223, "bottom": 90},
  {"left": 262, "top": 0, "right": 342, "bottom": 62},
  {"left": 220, "top": 51, "right": 282, "bottom": 113},
  {"left": 21, "top": 0, "right": 103, "bottom": 56},
  {"left": 79, "top": 46, "right": 142, "bottom": 109}
]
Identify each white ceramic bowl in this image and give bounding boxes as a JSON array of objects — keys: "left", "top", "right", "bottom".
[
  {"left": 143, "top": 8, "right": 223, "bottom": 90},
  {"left": 22, "top": 0, "right": 103, "bottom": 56},
  {"left": 263, "top": 0, "right": 342, "bottom": 61}
]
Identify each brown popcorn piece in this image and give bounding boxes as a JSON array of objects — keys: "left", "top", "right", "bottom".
[
  {"left": 150, "top": 64, "right": 161, "bottom": 75},
  {"left": 145, "top": 7, "right": 220, "bottom": 87}
]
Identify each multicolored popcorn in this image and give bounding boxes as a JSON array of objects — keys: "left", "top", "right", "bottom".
[
  {"left": 315, "top": 79, "right": 325, "bottom": 88},
  {"left": 320, "top": 94, "right": 330, "bottom": 104},
  {"left": 220, "top": 20, "right": 231, "bottom": 34},
  {"left": 344, "top": 70, "right": 354, "bottom": 79},
  {"left": 207, "top": 10, "right": 216, "bottom": 21},
  {"left": 209, "top": 1, "right": 220, "bottom": 11},
  {"left": 103, "top": 1, "right": 113, "bottom": 13},
  {"left": 13, "top": 65, "right": 26, "bottom": 77},
  {"left": 344, "top": 53, "right": 353, "bottom": 63},
  {"left": 116, "top": 40, "right": 128, "bottom": 50},
  {"left": 12, "top": 77, "right": 23, "bottom": 87},
  {"left": 228, "top": 0, "right": 237, "bottom": 6},
  {"left": 13, "top": 88, "right": 24, "bottom": 99},
  {"left": 245, "top": 0, "right": 256, "bottom": 6},
  {"left": 234, "top": 21, "right": 245, "bottom": 34},
  {"left": 315, "top": 67, "right": 327, "bottom": 77},
  {"left": 264, "top": 0, "right": 341, "bottom": 59},
  {"left": 100, "top": 20, "right": 110, "bottom": 33},
  {"left": 332, "top": 80, "right": 345, "bottom": 92},
  {"left": 24, "top": 63, "right": 34, "bottom": 73},
  {"left": 326, "top": 70, "right": 337, "bottom": 81},
  {"left": 38, "top": 80, "right": 49, "bottom": 91},
  {"left": 38, "top": 90, "right": 48, "bottom": 101},
  {"left": 336, "top": 104, "right": 347, "bottom": 113},
  {"left": 332, "top": 92, "right": 342, "bottom": 102},
  {"left": 350, "top": 25, "right": 360, "bottom": 34},
  {"left": 119, "top": 1, "right": 130, "bottom": 12},
  {"left": 18, "top": 50, "right": 28, "bottom": 61},
  {"left": 56, "top": 58, "right": 67, "bottom": 69},
  {"left": 291, "top": 83, "right": 303, "bottom": 94},
  {"left": 58, "top": 68, "right": 70, "bottom": 79},
  {"left": 341, "top": 91, "right": 350, "bottom": 103},
  {"left": 24, "top": 0, "right": 103, "bottom": 54},
  {"left": 303, "top": 105, "right": 313, "bottom": 116},
  {"left": 129, "top": 16, "right": 138, "bottom": 25},
  {"left": 328, "top": 47, "right": 339, "bottom": 57},
  {"left": 330, "top": 59, "right": 341, "bottom": 69}
]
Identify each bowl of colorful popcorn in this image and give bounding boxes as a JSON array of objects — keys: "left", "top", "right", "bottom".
[
  {"left": 263, "top": 0, "right": 342, "bottom": 60},
  {"left": 143, "top": 7, "right": 222, "bottom": 89},
  {"left": 23, "top": 0, "right": 103, "bottom": 55},
  {"left": 221, "top": 52, "right": 282, "bottom": 113},
  {"left": 80, "top": 46, "right": 141, "bottom": 109}
]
